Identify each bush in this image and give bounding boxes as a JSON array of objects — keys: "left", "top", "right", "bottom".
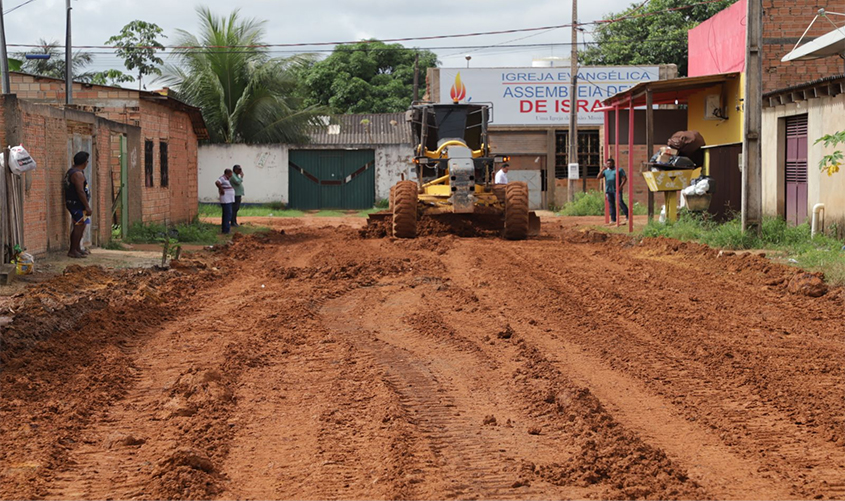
[
  {"left": 126, "top": 220, "right": 219, "bottom": 245},
  {"left": 560, "top": 190, "right": 606, "bottom": 216},
  {"left": 375, "top": 198, "right": 389, "bottom": 209}
]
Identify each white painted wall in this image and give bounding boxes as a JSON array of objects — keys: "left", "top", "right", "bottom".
[
  {"left": 508, "top": 170, "right": 543, "bottom": 210},
  {"left": 374, "top": 144, "right": 414, "bottom": 201},
  {"left": 199, "top": 143, "right": 413, "bottom": 205},
  {"left": 762, "top": 94, "right": 845, "bottom": 224},
  {"left": 198, "top": 144, "right": 289, "bottom": 204}
]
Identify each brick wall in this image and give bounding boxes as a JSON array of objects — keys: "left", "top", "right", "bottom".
[
  {"left": 137, "top": 100, "right": 198, "bottom": 224},
  {"left": 9, "top": 73, "right": 200, "bottom": 227},
  {"left": 762, "top": 0, "right": 845, "bottom": 93}
]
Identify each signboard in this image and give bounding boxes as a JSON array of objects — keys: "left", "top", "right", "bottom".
[
  {"left": 568, "top": 163, "right": 580, "bottom": 180},
  {"left": 438, "top": 66, "right": 660, "bottom": 126}
]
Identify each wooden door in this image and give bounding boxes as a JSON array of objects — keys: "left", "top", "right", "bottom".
[{"left": 785, "top": 115, "right": 808, "bottom": 226}]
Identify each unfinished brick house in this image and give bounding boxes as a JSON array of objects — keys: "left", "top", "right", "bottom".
[{"left": 4, "top": 72, "right": 207, "bottom": 255}]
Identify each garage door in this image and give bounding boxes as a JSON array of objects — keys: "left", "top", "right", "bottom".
[{"left": 289, "top": 150, "right": 375, "bottom": 210}]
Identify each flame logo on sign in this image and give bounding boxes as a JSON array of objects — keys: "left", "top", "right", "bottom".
[{"left": 450, "top": 72, "right": 467, "bottom": 102}]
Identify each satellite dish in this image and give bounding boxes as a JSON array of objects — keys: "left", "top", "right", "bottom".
[{"left": 782, "top": 9, "right": 845, "bottom": 62}]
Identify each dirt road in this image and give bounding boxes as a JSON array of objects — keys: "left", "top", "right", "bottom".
[{"left": 1, "top": 217, "right": 843, "bottom": 500}]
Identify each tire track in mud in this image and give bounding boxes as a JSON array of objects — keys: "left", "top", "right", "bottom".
[
  {"left": 449, "top": 236, "right": 844, "bottom": 499},
  {"left": 321, "top": 280, "right": 704, "bottom": 500},
  {"left": 322, "top": 288, "right": 580, "bottom": 500}
]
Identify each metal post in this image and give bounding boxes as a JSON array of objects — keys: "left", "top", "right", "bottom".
[
  {"left": 742, "top": 0, "right": 763, "bottom": 233},
  {"left": 0, "top": 0, "right": 10, "bottom": 94},
  {"left": 566, "top": 0, "right": 578, "bottom": 203},
  {"left": 65, "top": 0, "right": 72, "bottom": 104},
  {"left": 603, "top": 110, "right": 610, "bottom": 223},
  {"left": 614, "top": 104, "right": 620, "bottom": 226},
  {"left": 628, "top": 95, "right": 634, "bottom": 232},
  {"left": 645, "top": 89, "right": 654, "bottom": 221}
]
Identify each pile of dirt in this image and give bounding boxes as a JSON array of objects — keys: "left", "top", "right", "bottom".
[{"left": 359, "top": 215, "right": 503, "bottom": 239}]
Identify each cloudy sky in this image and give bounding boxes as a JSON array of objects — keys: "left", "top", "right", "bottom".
[{"left": 4, "top": 0, "right": 640, "bottom": 81}]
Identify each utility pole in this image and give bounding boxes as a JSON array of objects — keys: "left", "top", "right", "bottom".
[
  {"left": 742, "top": 0, "right": 762, "bottom": 233},
  {"left": 567, "top": 0, "right": 578, "bottom": 203},
  {"left": 0, "top": 1, "right": 10, "bottom": 94},
  {"left": 65, "top": 0, "right": 72, "bottom": 104}
]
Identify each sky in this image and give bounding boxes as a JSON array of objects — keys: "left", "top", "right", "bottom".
[{"left": 3, "top": 0, "right": 642, "bottom": 84}]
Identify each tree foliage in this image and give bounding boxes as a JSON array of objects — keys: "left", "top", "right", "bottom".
[
  {"left": 163, "top": 7, "right": 324, "bottom": 144},
  {"left": 106, "top": 20, "right": 167, "bottom": 90},
  {"left": 90, "top": 69, "right": 135, "bottom": 87},
  {"left": 300, "top": 40, "right": 438, "bottom": 114},
  {"left": 579, "top": 0, "right": 737, "bottom": 76},
  {"left": 14, "top": 39, "right": 95, "bottom": 81}
]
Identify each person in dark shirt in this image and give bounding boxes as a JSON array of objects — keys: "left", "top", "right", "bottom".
[{"left": 64, "top": 151, "right": 93, "bottom": 258}]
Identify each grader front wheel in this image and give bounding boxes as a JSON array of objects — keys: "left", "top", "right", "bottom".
[
  {"left": 504, "top": 182, "right": 529, "bottom": 240},
  {"left": 392, "top": 181, "right": 418, "bottom": 238}
]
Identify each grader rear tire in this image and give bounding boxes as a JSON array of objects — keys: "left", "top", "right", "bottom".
[
  {"left": 392, "top": 181, "right": 418, "bottom": 239},
  {"left": 504, "top": 182, "right": 529, "bottom": 240}
]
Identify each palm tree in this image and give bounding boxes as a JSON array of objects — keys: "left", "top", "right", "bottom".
[
  {"left": 163, "top": 7, "right": 323, "bottom": 144},
  {"left": 15, "top": 39, "right": 95, "bottom": 81}
]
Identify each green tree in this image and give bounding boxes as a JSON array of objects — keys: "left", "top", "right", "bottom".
[
  {"left": 579, "top": 0, "right": 737, "bottom": 76},
  {"left": 14, "top": 39, "right": 94, "bottom": 81},
  {"left": 163, "top": 7, "right": 323, "bottom": 144},
  {"left": 300, "top": 40, "right": 438, "bottom": 114},
  {"left": 90, "top": 69, "right": 135, "bottom": 87},
  {"left": 106, "top": 20, "right": 167, "bottom": 90}
]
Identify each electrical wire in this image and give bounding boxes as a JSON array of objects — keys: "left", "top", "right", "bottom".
[
  {"left": 6, "top": 0, "right": 734, "bottom": 51},
  {"left": 4, "top": 0, "right": 38, "bottom": 15}
]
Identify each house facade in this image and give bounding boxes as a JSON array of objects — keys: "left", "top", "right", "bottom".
[{"left": 762, "top": 76, "right": 845, "bottom": 232}]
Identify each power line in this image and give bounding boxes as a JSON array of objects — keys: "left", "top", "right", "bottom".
[
  {"left": 5, "top": 0, "right": 734, "bottom": 51},
  {"left": 4, "top": 0, "right": 38, "bottom": 15}
]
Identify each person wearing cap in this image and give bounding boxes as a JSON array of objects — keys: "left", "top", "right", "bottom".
[{"left": 494, "top": 163, "right": 509, "bottom": 184}]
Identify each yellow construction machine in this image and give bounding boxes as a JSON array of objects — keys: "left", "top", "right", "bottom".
[{"left": 369, "top": 103, "right": 540, "bottom": 239}]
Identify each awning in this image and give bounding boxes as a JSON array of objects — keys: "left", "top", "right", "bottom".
[{"left": 601, "top": 72, "right": 741, "bottom": 108}]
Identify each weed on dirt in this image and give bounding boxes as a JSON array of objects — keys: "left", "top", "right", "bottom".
[{"left": 559, "top": 190, "right": 646, "bottom": 216}]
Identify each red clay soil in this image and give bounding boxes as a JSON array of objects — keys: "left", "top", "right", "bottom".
[{"left": 1, "top": 220, "right": 843, "bottom": 500}]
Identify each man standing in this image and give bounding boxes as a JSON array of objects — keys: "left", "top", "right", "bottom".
[
  {"left": 598, "top": 158, "right": 628, "bottom": 224},
  {"left": 64, "top": 151, "right": 93, "bottom": 258},
  {"left": 494, "top": 163, "right": 509, "bottom": 184},
  {"left": 215, "top": 169, "right": 235, "bottom": 234},
  {"left": 230, "top": 165, "right": 244, "bottom": 227}
]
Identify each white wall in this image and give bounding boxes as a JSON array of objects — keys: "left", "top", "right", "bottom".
[
  {"left": 198, "top": 144, "right": 288, "bottom": 204},
  {"left": 199, "top": 143, "right": 413, "bottom": 205},
  {"left": 762, "top": 94, "right": 845, "bottom": 224},
  {"left": 375, "top": 144, "right": 414, "bottom": 201}
]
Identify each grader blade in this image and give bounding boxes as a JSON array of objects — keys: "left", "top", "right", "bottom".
[{"left": 528, "top": 211, "right": 541, "bottom": 237}]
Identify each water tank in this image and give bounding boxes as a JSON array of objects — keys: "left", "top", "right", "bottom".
[{"left": 532, "top": 56, "right": 569, "bottom": 68}]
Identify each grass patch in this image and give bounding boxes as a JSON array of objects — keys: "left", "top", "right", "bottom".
[
  {"left": 644, "top": 212, "right": 845, "bottom": 285},
  {"left": 126, "top": 220, "right": 220, "bottom": 245},
  {"left": 199, "top": 202, "right": 304, "bottom": 218},
  {"left": 355, "top": 208, "right": 381, "bottom": 217},
  {"left": 559, "top": 190, "right": 646, "bottom": 216},
  {"left": 101, "top": 240, "right": 127, "bottom": 250}
]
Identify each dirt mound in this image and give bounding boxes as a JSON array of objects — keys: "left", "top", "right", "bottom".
[
  {"left": 360, "top": 215, "right": 502, "bottom": 239},
  {"left": 787, "top": 272, "right": 828, "bottom": 297}
]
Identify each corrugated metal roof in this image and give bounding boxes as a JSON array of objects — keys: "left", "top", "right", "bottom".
[
  {"left": 307, "top": 113, "right": 411, "bottom": 145},
  {"left": 602, "top": 72, "right": 740, "bottom": 107}
]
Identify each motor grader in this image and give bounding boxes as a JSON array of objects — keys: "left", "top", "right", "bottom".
[{"left": 370, "top": 102, "right": 540, "bottom": 239}]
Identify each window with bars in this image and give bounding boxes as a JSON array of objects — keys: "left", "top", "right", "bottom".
[
  {"left": 160, "top": 141, "right": 169, "bottom": 188},
  {"left": 554, "top": 130, "right": 601, "bottom": 179},
  {"left": 144, "top": 140, "right": 154, "bottom": 187}
]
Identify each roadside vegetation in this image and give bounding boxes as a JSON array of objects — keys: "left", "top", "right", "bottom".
[
  {"left": 123, "top": 219, "right": 269, "bottom": 246},
  {"left": 643, "top": 212, "right": 845, "bottom": 285},
  {"left": 559, "top": 190, "right": 647, "bottom": 216},
  {"left": 198, "top": 203, "right": 380, "bottom": 218}
]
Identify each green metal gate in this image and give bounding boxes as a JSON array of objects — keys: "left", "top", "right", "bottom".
[{"left": 289, "top": 149, "right": 375, "bottom": 210}]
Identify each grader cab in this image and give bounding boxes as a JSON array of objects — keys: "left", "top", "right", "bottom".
[{"left": 371, "top": 103, "right": 540, "bottom": 239}]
